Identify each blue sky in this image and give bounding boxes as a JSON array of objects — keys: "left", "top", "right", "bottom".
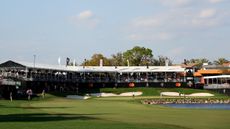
[{"left": 0, "top": 0, "right": 229, "bottom": 65}]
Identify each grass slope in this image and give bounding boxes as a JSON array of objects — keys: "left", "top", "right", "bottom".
[{"left": 0, "top": 91, "right": 229, "bottom": 129}]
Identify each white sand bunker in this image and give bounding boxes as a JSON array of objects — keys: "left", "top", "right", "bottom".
[
  {"left": 160, "top": 92, "right": 182, "bottom": 96},
  {"left": 66, "top": 95, "right": 91, "bottom": 100},
  {"left": 160, "top": 92, "right": 214, "bottom": 97},
  {"left": 186, "top": 93, "right": 214, "bottom": 97},
  {"left": 66, "top": 92, "right": 142, "bottom": 99},
  {"left": 120, "top": 92, "right": 143, "bottom": 96},
  {"left": 91, "top": 92, "right": 143, "bottom": 97},
  {"left": 90, "top": 93, "right": 117, "bottom": 97}
]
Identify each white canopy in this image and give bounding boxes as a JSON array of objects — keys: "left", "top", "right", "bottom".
[
  {"left": 204, "top": 75, "right": 230, "bottom": 79},
  {"left": 1, "top": 60, "right": 185, "bottom": 73}
]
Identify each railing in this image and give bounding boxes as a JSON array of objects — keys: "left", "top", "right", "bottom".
[
  {"left": 204, "top": 84, "right": 230, "bottom": 89},
  {"left": 0, "top": 72, "right": 186, "bottom": 83},
  {"left": 0, "top": 79, "right": 21, "bottom": 86}
]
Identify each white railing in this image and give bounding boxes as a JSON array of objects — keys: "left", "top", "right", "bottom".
[
  {"left": 204, "top": 84, "right": 230, "bottom": 89},
  {"left": 0, "top": 79, "right": 21, "bottom": 86}
]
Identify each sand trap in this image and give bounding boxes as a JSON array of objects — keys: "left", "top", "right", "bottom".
[
  {"left": 66, "top": 95, "right": 90, "bottom": 100},
  {"left": 91, "top": 92, "right": 143, "bottom": 97},
  {"left": 187, "top": 93, "right": 214, "bottom": 97},
  {"left": 160, "top": 92, "right": 214, "bottom": 97},
  {"left": 119, "top": 92, "right": 143, "bottom": 96},
  {"left": 90, "top": 93, "right": 117, "bottom": 97},
  {"left": 160, "top": 92, "right": 183, "bottom": 96}
]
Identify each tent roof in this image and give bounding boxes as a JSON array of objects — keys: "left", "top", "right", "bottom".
[
  {"left": 0, "top": 60, "right": 185, "bottom": 73},
  {"left": 203, "top": 75, "right": 230, "bottom": 79}
]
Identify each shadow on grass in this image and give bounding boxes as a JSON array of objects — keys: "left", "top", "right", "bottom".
[
  {"left": 0, "top": 113, "right": 102, "bottom": 122},
  {"left": 0, "top": 105, "right": 70, "bottom": 109},
  {"left": 22, "top": 106, "right": 70, "bottom": 109}
]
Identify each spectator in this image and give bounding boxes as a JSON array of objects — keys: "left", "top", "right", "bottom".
[
  {"left": 26, "top": 89, "right": 33, "bottom": 100},
  {"left": 42, "top": 89, "right": 45, "bottom": 99},
  {"left": 10, "top": 92, "right": 13, "bottom": 102}
]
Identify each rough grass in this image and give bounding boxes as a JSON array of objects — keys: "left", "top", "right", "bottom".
[{"left": 0, "top": 91, "right": 230, "bottom": 129}]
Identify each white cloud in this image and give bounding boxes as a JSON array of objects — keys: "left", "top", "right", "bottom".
[
  {"left": 167, "top": 47, "right": 185, "bottom": 57},
  {"left": 157, "top": 32, "right": 172, "bottom": 40},
  {"left": 70, "top": 10, "right": 100, "bottom": 28},
  {"left": 126, "top": 0, "right": 228, "bottom": 43},
  {"left": 191, "top": 18, "right": 219, "bottom": 27},
  {"left": 128, "top": 32, "right": 172, "bottom": 41},
  {"left": 132, "top": 17, "right": 161, "bottom": 28},
  {"left": 159, "top": 0, "right": 223, "bottom": 7},
  {"left": 78, "top": 10, "right": 93, "bottom": 20},
  {"left": 191, "top": 8, "right": 220, "bottom": 27},
  {"left": 160, "top": 0, "right": 192, "bottom": 7},
  {"left": 131, "top": 0, "right": 228, "bottom": 40},
  {"left": 209, "top": 0, "right": 223, "bottom": 4},
  {"left": 199, "top": 8, "right": 216, "bottom": 18},
  {"left": 128, "top": 34, "right": 142, "bottom": 40},
  {"left": 129, "top": 7, "right": 222, "bottom": 29}
]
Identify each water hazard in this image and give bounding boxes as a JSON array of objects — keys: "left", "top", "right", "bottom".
[{"left": 163, "top": 104, "right": 230, "bottom": 110}]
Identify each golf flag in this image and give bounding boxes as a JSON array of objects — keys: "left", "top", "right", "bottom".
[
  {"left": 100, "top": 59, "right": 103, "bottom": 67},
  {"left": 73, "top": 59, "right": 76, "bottom": 66},
  {"left": 58, "top": 57, "right": 61, "bottom": 65}
]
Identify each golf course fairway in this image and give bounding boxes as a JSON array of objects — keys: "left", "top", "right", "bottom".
[{"left": 0, "top": 94, "right": 229, "bottom": 129}]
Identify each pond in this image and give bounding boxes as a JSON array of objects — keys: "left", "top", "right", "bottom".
[{"left": 163, "top": 104, "right": 230, "bottom": 110}]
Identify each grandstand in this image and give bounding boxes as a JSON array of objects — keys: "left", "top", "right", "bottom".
[{"left": 0, "top": 60, "right": 190, "bottom": 98}]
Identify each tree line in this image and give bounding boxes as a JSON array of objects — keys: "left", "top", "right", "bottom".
[
  {"left": 82, "top": 46, "right": 172, "bottom": 66},
  {"left": 67, "top": 46, "right": 229, "bottom": 67}
]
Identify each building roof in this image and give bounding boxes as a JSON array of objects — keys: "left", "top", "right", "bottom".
[
  {"left": 0, "top": 60, "right": 185, "bottom": 73},
  {"left": 193, "top": 72, "right": 202, "bottom": 77},
  {"left": 203, "top": 75, "right": 230, "bottom": 79},
  {"left": 174, "top": 63, "right": 198, "bottom": 68},
  {"left": 223, "top": 62, "right": 230, "bottom": 67},
  {"left": 197, "top": 69, "right": 225, "bottom": 75}
]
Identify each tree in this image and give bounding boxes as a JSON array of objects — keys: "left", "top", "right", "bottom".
[
  {"left": 214, "top": 58, "right": 229, "bottom": 65},
  {"left": 109, "top": 52, "right": 125, "bottom": 66},
  {"left": 184, "top": 58, "right": 210, "bottom": 68},
  {"left": 83, "top": 54, "right": 111, "bottom": 66},
  {"left": 153, "top": 56, "right": 172, "bottom": 66},
  {"left": 123, "top": 46, "right": 153, "bottom": 66}
]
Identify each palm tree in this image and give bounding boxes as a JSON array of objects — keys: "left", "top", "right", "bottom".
[{"left": 214, "top": 58, "right": 229, "bottom": 65}]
